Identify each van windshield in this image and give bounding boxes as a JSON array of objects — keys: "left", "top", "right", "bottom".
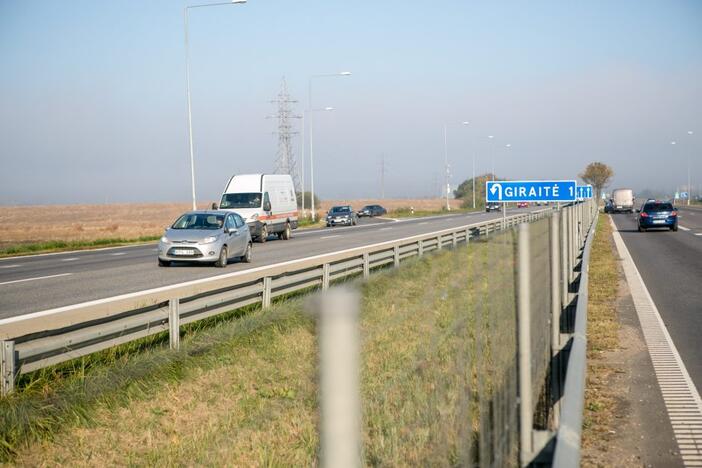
[{"left": 220, "top": 193, "right": 262, "bottom": 209}]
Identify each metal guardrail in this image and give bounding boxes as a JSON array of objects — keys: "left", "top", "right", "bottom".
[
  {"left": 0, "top": 210, "right": 549, "bottom": 395},
  {"left": 552, "top": 206, "right": 599, "bottom": 466}
]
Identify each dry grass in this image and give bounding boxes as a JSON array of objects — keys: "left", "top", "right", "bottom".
[
  {"left": 582, "top": 214, "right": 621, "bottom": 454},
  {"left": 5, "top": 240, "right": 508, "bottom": 466},
  {"left": 0, "top": 199, "right": 460, "bottom": 250}
]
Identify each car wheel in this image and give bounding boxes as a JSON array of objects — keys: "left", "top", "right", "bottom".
[
  {"left": 158, "top": 258, "right": 170, "bottom": 267},
  {"left": 326, "top": 223, "right": 331, "bottom": 227},
  {"left": 671, "top": 224, "right": 678, "bottom": 232},
  {"left": 258, "top": 225, "right": 268, "bottom": 243},
  {"left": 215, "top": 246, "right": 228, "bottom": 267},
  {"left": 638, "top": 225, "right": 645, "bottom": 232},
  {"left": 241, "top": 243, "right": 252, "bottom": 263},
  {"left": 281, "top": 222, "right": 291, "bottom": 240},
  {"left": 352, "top": 218, "right": 357, "bottom": 226}
]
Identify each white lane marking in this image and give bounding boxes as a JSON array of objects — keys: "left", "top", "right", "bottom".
[
  {"left": 60, "top": 257, "right": 79, "bottom": 262},
  {"left": 320, "top": 235, "right": 341, "bottom": 240},
  {"left": 379, "top": 227, "right": 392, "bottom": 231},
  {"left": 611, "top": 217, "right": 702, "bottom": 464},
  {"left": 0, "top": 273, "right": 73, "bottom": 286},
  {"left": 695, "top": 233, "right": 702, "bottom": 237},
  {"left": 0, "top": 242, "right": 157, "bottom": 261},
  {"left": 0, "top": 264, "right": 21, "bottom": 269},
  {"left": 679, "top": 226, "right": 691, "bottom": 231},
  {"left": 418, "top": 222, "right": 429, "bottom": 225},
  {"left": 110, "top": 252, "right": 126, "bottom": 256}
]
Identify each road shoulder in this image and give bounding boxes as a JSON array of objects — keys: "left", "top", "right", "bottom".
[{"left": 582, "top": 214, "right": 682, "bottom": 467}]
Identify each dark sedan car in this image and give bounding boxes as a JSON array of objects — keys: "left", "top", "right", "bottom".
[
  {"left": 637, "top": 201, "right": 678, "bottom": 232},
  {"left": 358, "top": 204, "right": 387, "bottom": 217},
  {"left": 326, "top": 205, "right": 358, "bottom": 227},
  {"left": 485, "top": 202, "right": 501, "bottom": 212}
]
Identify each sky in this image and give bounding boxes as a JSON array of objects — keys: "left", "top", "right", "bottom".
[{"left": 1, "top": 0, "right": 701, "bottom": 205}]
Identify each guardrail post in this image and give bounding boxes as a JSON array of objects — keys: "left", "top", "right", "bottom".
[
  {"left": 362, "top": 253, "right": 370, "bottom": 279},
  {"left": 550, "top": 212, "right": 561, "bottom": 426},
  {"left": 437, "top": 235, "right": 443, "bottom": 250},
  {"left": 465, "top": 228, "right": 470, "bottom": 246},
  {"left": 452, "top": 231, "right": 458, "bottom": 248},
  {"left": 518, "top": 223, "right": 534, "bottom": 466},
  {"left": 418, "top": 239, "right": 424, "bottom": 257},
  {"left": 1, "top": 341, "right": 16, "bottom": 396},
  {"left": 263, "top": 276, "right": 272, "bottom": 308},
  {"left": 312, "top": 287, "right": 361, "bottom": 468},
  {"left": 322, "top": 263, "right": 331, "bottom": 290},
  {"left": 393, "top": 246, "right": 400, "bottom": 268},
  {"left": 169, "top": 298, "right": 180, "bottom": 351}
]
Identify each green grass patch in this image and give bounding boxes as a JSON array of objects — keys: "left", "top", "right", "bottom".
[
  {"left": 582, "top": 214, "right": 621, "bottom": 446},
  {"left": 1, "top": 235, "right": 517, "bottom": 465},
  {"left": 388, "top": 206, "right": 477, "bottom": 218},
  {"left": 0, "top": 236, "right": 160, "bottom": 258}
]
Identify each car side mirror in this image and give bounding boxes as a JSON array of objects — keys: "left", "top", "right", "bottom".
[
  {"left": 223, "top": 227, "right": 230, "bottom": 234},
  {"left": 211, "top": 202, "right": 218, "bottom": 210},
  {"left": 263, "top": 201, "right": 271, "bottom": 212}
]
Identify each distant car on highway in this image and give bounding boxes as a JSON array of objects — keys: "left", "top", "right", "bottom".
[
  {"left": 358, "top": 204, "right": 387, "bottom": 217},
  {"left": 604, "top": 199, "right": 614, "bottom": 213},
  {"left": 326, "top": 205, "right": 358, "bottom": 227},
  {"left": 637, "top": 201, "right": 678, "bottom": 232},
  {"left": 517, "top": 202, "right": 529, "bottom": 208},
  {"left": 158, "top": 211, "right": 252, "bottom": 267},
  {"left": 485, "top": 202, "right": 501, "bottom": 212}
]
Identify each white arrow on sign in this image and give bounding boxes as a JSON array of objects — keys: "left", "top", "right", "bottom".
[{"left": 490, "top": 183, "right": 503, "bottom": 200}]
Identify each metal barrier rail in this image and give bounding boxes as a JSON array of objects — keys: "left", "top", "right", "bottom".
[
  {"left": 0, "top": 210, "right": 549, "bottom": 395},
  {"left": 552, "top": 206, "right": 599, "bottom": 466}
]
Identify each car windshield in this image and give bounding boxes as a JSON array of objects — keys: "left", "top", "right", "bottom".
[
  {"left": 644, "top": 203, "right": 674, "bottom": 212},
  {"left": 220, "top": 192, "right": 262, "bottom": 209},
  {"left": 171, "top": 213, "right": 224, "bottom": 230},
  {"left": 330, "top": 206, "right": 351, "bottom": 214}
]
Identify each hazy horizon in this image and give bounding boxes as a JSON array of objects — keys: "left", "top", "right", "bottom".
[{"left": 1, "top": 1, "right": 701, "bottom": 206}]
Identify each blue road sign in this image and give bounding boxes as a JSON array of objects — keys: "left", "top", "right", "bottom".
[
  {"left": 577, "top": 185, "right": 593, "bottom": 199},
  {"left": 485, "top": 180, "right": 577, "bottom": 203}
]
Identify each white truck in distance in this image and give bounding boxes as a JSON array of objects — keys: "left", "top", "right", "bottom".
[
  {"left": 611, "top": 188, "right": 635, "bottom": 213},
  {"left": 218, "top": 174, "right": 298, "bottom": 243}
]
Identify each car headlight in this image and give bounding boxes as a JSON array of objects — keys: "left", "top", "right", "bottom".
[
  {"left": 248, "top": 213, "right": 259, "bottom": 222},
  {"left": 160, "top": 236, "right": 169, "bottom": 243},
  {"left": 202, "top": 236, "right": 218, "bottom": 244}
]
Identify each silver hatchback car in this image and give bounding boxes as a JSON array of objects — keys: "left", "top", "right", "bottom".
[{"left": 158, "top": 211, "right": 252, "bottom": 267}]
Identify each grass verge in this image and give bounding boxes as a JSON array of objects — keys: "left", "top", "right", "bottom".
[
  {"left": 582, "top": 214, "right": 620, "bottom": 449},
  {"left": 0, "top": 236, "right": 160, "bottom": 258},
  {"left": 0, "top": 235, "right": 514, "bottom": 465}
]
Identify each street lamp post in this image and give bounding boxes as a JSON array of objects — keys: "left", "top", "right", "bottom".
[
  {"left": 687, "top": 130, "right": 694, "bottom": 206},
  {"left": 308, "top": 72, "right": 351, "bottom": 221},
  {"left": 443, "top": 124, "right": 450, "bottom": 211},
  {"left": 461, "top": 122, "right": 476, "bottom": 209},
  {"left": 488, "top": 135, "right": 495, "bottom": 180},
  {"left": 184, "top": 0, "right": 247, "bottom": 210}
]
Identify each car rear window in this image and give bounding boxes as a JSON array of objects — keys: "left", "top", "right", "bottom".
[{"left": 644, "top": 203, "right": 673, "bottom": 212}]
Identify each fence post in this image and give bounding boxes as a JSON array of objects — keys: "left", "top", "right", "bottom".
[
  {"left": 169, "top": 298, "right": 180, "bottom": 351},
  {"left": 437, "top": 235, "right": 443, "bottom": 250},
  {"left": 263, "top": 276, "right": 272, "bottom": 308},
  {"left": 313, "top": 288, "right": 361, "bottom": 468},
  {"left": 393, "top": 246, "right": 400, "bottom": 268},
  {"left": 465, "top": 228, "right": 470, "bottom": 246},
  {"left": 561, "top": 208, "right": 569, "bottom": 312},
  {"left": 452, "top": 231, "right": 458, "bottom": 247},
  {"left": 1, "top": 340, "right": 16, "bottom": 396},
  {"left": 418, "top": 239, "right": 424, "bottom": 257},
  {"left": 362, "top": 253, "right": 370, "bottom": 279},
  {"left": 518, "top": 223, "right": 533, "bottom": 466},
  {"left": 322, "top": 263, "right": 331, "bottom": 289},
  {"left": 550, "top": 212, "right": 561, "bottom": 427}
]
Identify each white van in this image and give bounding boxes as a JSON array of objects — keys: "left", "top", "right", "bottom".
[
  {"left": 218, "top": 174, "right": 298, "bottom": 242},
  {"left": 611, "top": 188, "right": 635, "bottom": 213}
]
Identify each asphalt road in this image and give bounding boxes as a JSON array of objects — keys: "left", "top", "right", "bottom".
[
  {"left": 0, "top": 209, "right": 532, "bottom": 319},
  {"left": 611, "top": 206, "right": 702, "bottom": 392}
]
